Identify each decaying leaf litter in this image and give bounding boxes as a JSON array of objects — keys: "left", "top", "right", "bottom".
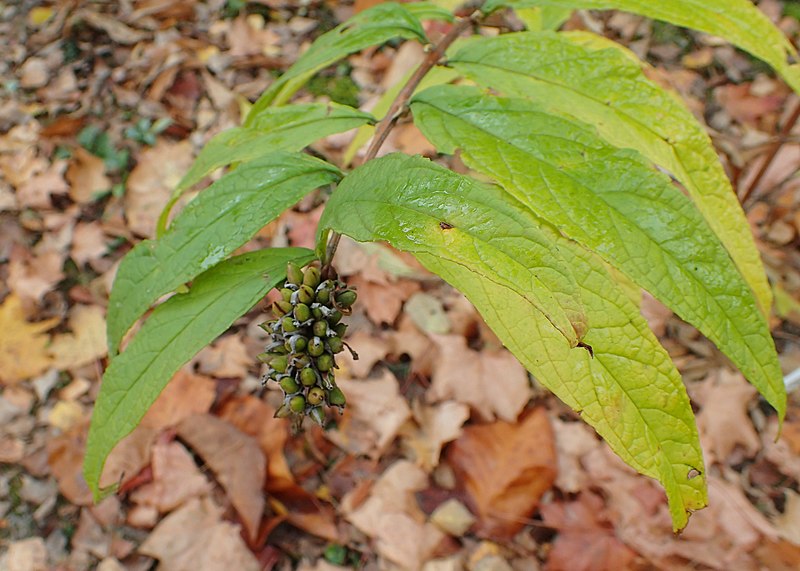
[{"left": 2, "top": 0, "right": 800, "bottom": 569}]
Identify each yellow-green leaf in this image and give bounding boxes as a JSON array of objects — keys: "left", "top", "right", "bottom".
[
  {"left": 483, "top": 0, "right": 800, "bottom": 93},
  {"left": 321, "top": 153, "right": 706, "bottom": 531},
  {"left": 449, "top": 31, "right": 771, "bottom": 315},
  {"left": 410, "top": 85, "right": 785, "bottom": 419}
]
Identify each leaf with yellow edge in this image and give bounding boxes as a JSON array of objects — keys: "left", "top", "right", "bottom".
[{"left": 449, "top": 31, "right": 772, "bottom": 315}]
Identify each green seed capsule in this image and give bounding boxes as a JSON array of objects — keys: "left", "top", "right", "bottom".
[
  {"left": 334, "top": 323, "right": 347, "bottom": 337},
  {"left": 311, "top": 306, "right": 324, "bottom": 320},
  {"left": 291, "top": 335, "right": 308, "bottom": 353},
  {"left": 281, "top": 316, "right": 297, "bottom": 333},
  {"left": 315, "top": 287, "right": 331, "bottom": 304},
  {"left": 328, "top": 387, "right": 346, "bottom": 407},
  {"left": 300, "top": 367, "right": 317, "bottom": 386},
  {"left": 335, "top": 290, "right": 357, "bottom": 308},
  {"left": 294, "top": 303, "right": 311, "bottom": 322},
  {"left": 313, "top": 320, "right": 328, "bottom": 338},
  {"left": 279, "top": 376, "right": 300, "bottom": 394},
  {"left": 257, "top": 320, "right": 275, "bottom": 333},
  {"left": 270, "top": 355, "right": 288, "bottom": 373},
  {"left": 303, "top": 266, "right": 321, "bottom": 289},
  {"left": 291, "top": 353, "right": 311, "bottom": 369},
  {"left": 316, "top": 354, "right": 334, "bottom": 372},
  {"left": 297, "top": 285, "right": 314, "bottom": 305},
  {"left": 308, "top": 336, "right": 325, "bottom": 357},
  {"left": 289, "top": 395, "right": 306, "bottom": 413},
  {"left": 286, "top": 262, "right": 304, "bottom": 286},
  {"left": 275, "top": 404, "right": 292, "bottom": 418},
  {"left": 307, "top": 387, "right": 325, "bottom": 406},
  {"left": 280, "top": 288, "right": 294, "bottom": 302},
  {"left": 327, "top": 310, "right": 343, "bottom": 326},
  {"left": 273, "top": 300, "right": 293, "bottom": 317},
  {"left": 327, "top": 336, "right": 344, "bottom": 354},
  {"left": 309, "top": 406, "right": 325, "bottom": 426}
]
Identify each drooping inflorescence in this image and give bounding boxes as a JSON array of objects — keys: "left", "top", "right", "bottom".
[{"left": 259, "top": 262, "right": 356, "bottom": 428}]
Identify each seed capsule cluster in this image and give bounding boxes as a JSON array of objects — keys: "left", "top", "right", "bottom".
[{"left": 259, "top": 262, "right": 356, "bottom": 425}]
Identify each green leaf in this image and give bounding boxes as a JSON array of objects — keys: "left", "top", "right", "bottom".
[
  {"left": 482, "top": 0, "right": 800, "bottom": 93},
  {"left": 320, "top": 153, "right": 588, "bottom": 347},
  {"left": 85, "top": 247, "right": 315, "bottom": 500},
  {"left": 449, "top": 31, "right": 772, "bottom": 315},
  {"left": 405, "top": 2, "right": 455, "bottom": 22},
  {"left": 410, "top": 85, "right": 785, "bottom": 419},
  {"left": 177, "top": 103, "right": 373, "bottom": 193},
  {"left": 246, "top": 3, "right": 428, "bottom": 118},
  {"left": 320, "top": 153, "right": 705, "bottom": 531},
  {"left": 108, "top": 152, "right": 340, "bottom": 355},
  {"left": 514, "top": 6, "right": 573, "bottom": 30}
]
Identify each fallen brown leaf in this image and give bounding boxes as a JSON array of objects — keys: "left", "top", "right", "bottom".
[
  {"left": 695, "top": 369, "right": 760, "bottom": 463},
  {"left": 350, "top": 274, "right": 420, "bottom": 326},
  {"left": 401, "top": 400, "right": 470, "bottom": 472},
  {"left": 140, "top": 368, "right": 216, "bottom": 430},
  {"left": 345, "top": 460, "right": 446, "bottom": 570},
  {"left": 70, "top": 221, "right": 109, "bottom": 266},
  {"left": 194, "top": 334, "right": 252, "bottom": 378},
  {"left": 327, "top": 371, "right": 411, "bottom": 458},
  {"left": 66, "top": 147, "right": 111, "bottom": 204},
  {"left": 337, "top": 330, "right": 388, "bottom": 379},
  {"left": 138, "top": 496, "right": 260, "bottom": 571},
  {"left": 0, "top": 293, "right": 58, "bottom": 385},
  {"left": 125, "top": 140, "right": 193, "bottom": 238},
  {"left": 428, "top": 334, "right": 531, "bottom": 422},
  {"left": 49, "top": 304, "right": 107, "bottom": 370},
  {"left": 7, "top": 245, "right": 65, "bottom": 304},
  {"left": 446, "top": 408, "right": 556, "bottom": 539},
  {"left": 542, "top": 492, "right": 637, "bottom": 571},
  {"left": 47, "top": 423, "right": 93, "bottom": 505},
  {"left": 130, "top": 440, "right": 212, "bottom": 512},
  {"left": 177, "top": 414, "right": 266, "bottom": 541}
]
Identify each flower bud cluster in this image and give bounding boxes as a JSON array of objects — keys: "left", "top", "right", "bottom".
[{"left": 259, "top": 262, "right": 356, "bottom": 425}]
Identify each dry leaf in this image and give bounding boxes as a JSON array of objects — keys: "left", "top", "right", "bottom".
[
  {"left": 125, "top": 140, "right": 193, "bottom": 238},
  {"left": 19, "top": 58, "right": 49, "bottom": 89},
  {"left": 0, "top": 293, "right": 58, "bottom": 385},
  {"left": 47, "top": 423, "right": 93, "bottom": 505},
  {"left": 350, "top": 275, "right": 420, "bottom": 325},
  {"left": 140, "top": 368, "right": 216, "bottom": 430},
  {"left": 695, "top": 369, "right": 760, "bottom": 463},
  {"left": 542, "top": 492, "right": 637, "bottom": 571},
  {"left": 194, "top": 334, "right": 252, "bottom": 378},
  {"left": 551, "top": 416, "right": 601, "bottom": 494},
  {"left": 6, "top": 537, "right": 48, "bottom": 571},
  {"left": 138, "top": 497, "right": 260, "bottom": 571},
  {"left": 776, "top": 490, "right": 800, "bottom": 545},
  {"left": 49, "top": 304, "right": 107, "bottom": 370},
  {"left": 428, "top": 334, "right": 531, "bottom": 422},
  {"left": 75, "top": 9, "right": 150, "bottom": 44},
  {"left": 100, "top": 425, "right": 158, "bottom": 490},
  {"left": 177, "top": 414, "right": 265, "bottom": 541},
  {"left": 66, "top": 147, "right": 111, "bottom": 203},
  {"left": 337, "top": 331, "right": 388, "bottom": 379},
  {"left": 401, "top": 400, "right": 470, "bottom": 472},
  {"left": 345, "top": 460, "right": 446, "bottom": 570},
  {"left": 7, "top": 246, "right": 66, "bottom": 304},
  {"left": 130, "top": 441, "right": 212, "bottom": 512},
  {"left": 47, "top": 400, "right": 86, "bottom": 431},
  {"left": 327, "top": 371, "right": 411, "bottom": 458},
  {"left": 16, "top": 159, "right": 69, "bottom": 209},
  {"left": 71, "top": 221, "right": 109, "bottom": 266},
  {"left": 446, "top": 408, "right": 557, "bottom": 539}
]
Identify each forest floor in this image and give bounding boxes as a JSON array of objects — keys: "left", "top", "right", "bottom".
[{"left": 2, "top": 1, "right": 800, "bottom": 570}]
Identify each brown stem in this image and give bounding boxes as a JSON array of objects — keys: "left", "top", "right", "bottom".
[
  {"left": 741, "top": 96, "right": 800, "bottom": 205},
  {"left": 322, "top": 10, "right": 481, "bottom": 268}
]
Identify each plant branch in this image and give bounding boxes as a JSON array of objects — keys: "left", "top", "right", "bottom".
[
  {"left": 741, "top": 96, "right": 800, "bottom": 206},
  {"left": 322, "top": 10, "right": 482, "bottom": 269}
]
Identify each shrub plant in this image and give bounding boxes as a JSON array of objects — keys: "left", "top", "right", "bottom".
[{"left": 85, "top": 0, "right": 800, "bottom": 531}]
